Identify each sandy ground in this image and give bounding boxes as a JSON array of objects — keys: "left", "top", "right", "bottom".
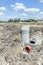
[{"left": 0, "top": 22, "right": 43, "bottom": 65}]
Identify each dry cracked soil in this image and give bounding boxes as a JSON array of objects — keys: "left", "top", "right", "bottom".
[{"left": 0, "top": 22, "right": 43, "bottom": 65}]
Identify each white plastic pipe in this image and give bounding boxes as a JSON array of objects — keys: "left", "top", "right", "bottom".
[{"left": 21, "top": 25, "right": 29, "bottom": 46}]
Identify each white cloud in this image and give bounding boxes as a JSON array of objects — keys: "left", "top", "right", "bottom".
[
  {"left": 14, "top": 3, "right": 25, "bottom": 10},
  {"left": 11, "top": 2, "right": 40, "bottom": 13},
  {"left": 40, "top": 0, "right": 43, "bottom": 2},
  {"left": 21, "top": 13, "right": 27, "bottom": 16},
  {"left": 39, "top": 12, "right": 43, "bottom": 14},
  {"left": 15, "top": 3, "right": 24, "bottom": 6},
  {"left": 24, "top": 8, "right": 40, "bottom": 13},
  {"left": 0, "top": 7, "right": 6, "bottom": 11},
  {"left": 0, "top": 12, "right": 4, "bottom": 15}
]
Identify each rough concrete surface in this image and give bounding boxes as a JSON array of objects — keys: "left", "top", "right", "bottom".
[{"left": 0, "top": 23, "right": 43, "bottom": 65}]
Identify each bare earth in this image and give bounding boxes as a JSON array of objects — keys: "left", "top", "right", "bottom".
[{"left": 0, "top": 22, "right": 43, "bottom": 65}]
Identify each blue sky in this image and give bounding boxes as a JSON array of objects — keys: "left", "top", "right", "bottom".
[{"left": 0, "top": 0, "right": 43, "bottom": 21}]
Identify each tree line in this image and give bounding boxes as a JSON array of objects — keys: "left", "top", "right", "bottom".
[
  {"left": 0, "top": 18, "right": 37, "bottom": 22},
  {"left": 8, "top": 18, "right": 37, "bottom": 22}
]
